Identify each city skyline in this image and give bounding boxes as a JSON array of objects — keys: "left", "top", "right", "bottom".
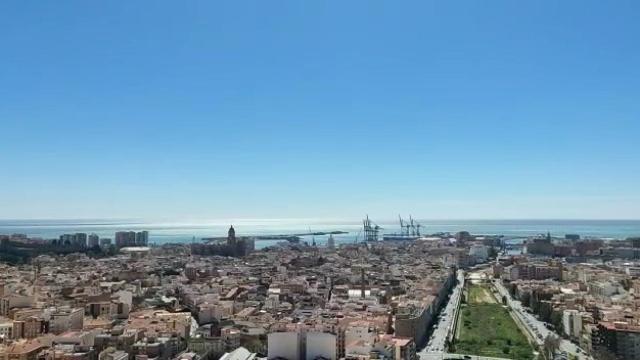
[{"left": 2, "top": 1, "right": 639, "bottom": 220}]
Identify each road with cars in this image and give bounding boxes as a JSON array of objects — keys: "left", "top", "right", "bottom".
[
  {"left": 492, "top": 278, "right": 591, "bottom": 360},
  {"left": 419, "top": 262, "right": 591, "bottom": 360},
  {"left": 419, "top": 270, "right": 465, "bottom": 359}
]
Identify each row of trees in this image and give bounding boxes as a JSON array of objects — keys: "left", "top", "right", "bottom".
[
  {"left": 505, "top": 281, "right": 567, "bottom": 360},
  {"left": 505, "top": 280, "right": 626, "bottom": 359},
  {"left": 507, "top": 282, "right": 564, "bottom": 332}
]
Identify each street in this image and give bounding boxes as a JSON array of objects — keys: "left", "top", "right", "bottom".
[
  {"left": 419, "top": 270, "right": 465, "bottom": 357},
  {"left": 492, "top": 279, "right": 591, "bottom": 360},
  {"left": 418, "top": 266, "right": 591, "bottom": 360}
]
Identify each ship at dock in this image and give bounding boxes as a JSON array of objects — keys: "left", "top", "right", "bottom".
[
  {"left": 382, "top": 215, "right": 423, "bottom": 241},
  {"left": 360, "top": 215, "right": 424, "bottom": 242}
]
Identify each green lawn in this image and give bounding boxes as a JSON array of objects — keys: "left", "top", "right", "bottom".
[
  {"left": 454, "top": 297, "right": 535, "bottom": 359},
  {"left": 467, "top": 284, "right": 496, "bottom": 304}
]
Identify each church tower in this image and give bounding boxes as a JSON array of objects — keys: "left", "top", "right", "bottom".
[{"left": 227, "top": 225, "right": 236, "bottom": 247}]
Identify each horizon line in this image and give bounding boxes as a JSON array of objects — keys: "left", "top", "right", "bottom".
[{"left": 2, "top": 217, "right": 640, "bottom": 222}]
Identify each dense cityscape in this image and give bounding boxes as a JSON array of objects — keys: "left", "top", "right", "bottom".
[
  {"left": 2, "top": 219, "right": 640, "bottom": 360},
  {"left": 3, "top": 0, "right": 639, "bottom": 360}
]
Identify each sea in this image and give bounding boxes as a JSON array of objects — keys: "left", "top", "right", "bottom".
[{"left": 1, "top": 219, "right": 640, "bottom": 250}]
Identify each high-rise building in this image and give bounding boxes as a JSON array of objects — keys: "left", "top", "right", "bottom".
[
  {"left": 58, "top": 233, "right": 88, "bottom": 248},
  {"left": 115, "top": 231, "right": 149, "bottom": 248},
  {"left": 59, "top": 234, "right": 73, "bottom": 246},
  {"left": 327, "top": 234, "right": 335, "bottom": 250},
  {"left": 88, "top": 233, "right": 100, "bottom": 248},
  {"left": 135, "top": 231, "right": 149, "bottom": 246},
  {"left": 115, "top": 231, "right": 136, "bottom": 248},
  {"left": 74, "top": 233, "right": 88, "bottom": 248}
]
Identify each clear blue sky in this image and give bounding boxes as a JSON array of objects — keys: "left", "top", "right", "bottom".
[{"left": 1, "top": 1, "right": 639, "bottom": 220}]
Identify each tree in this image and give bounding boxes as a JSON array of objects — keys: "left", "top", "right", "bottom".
[
  {"left": 550, "top": 311, "right": 563, "bottom": 332},
  {"left": 543, "top": 334, "right": 560, "bottom": 360},
  {"left": 620, "top": 278, "right": 632, "bottom": 291},
  {"left": 539, "top": 302, "right": 553, "bottom": 323},
  {"left": 521, "top": 291, "right": 531, "bottom": 307},
  {"left": 531, "top": 291, "right": 541, "bottom": 314}
]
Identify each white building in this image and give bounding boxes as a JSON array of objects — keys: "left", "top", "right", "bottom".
[
  {"left": 267, "top": 332, "right": 304, "bottom": 360},
  {"left": 198, "top": 302, "right": 233, "bottom": 324},
  {"left": 589, "top": 281, "right": 618, "bottom": 298},
  {"left": 344, "top": 322, "right": 377, "bottom": 357},
  {"left": 562, "top": 309, "right": 583, "bottom": 339},
  {"left": 99, "top": 349, "right": 129, "bottom": 360},
  {"left": 305, "top": 332, "right": 337, "bottom": 360},
  {"left": 264, "top": 295, "right": 279, "bottom": 311},
  {"left": 502, "top": 265, "right": 519, "bottom": 281},
  {"left": 0, "top": 320, "right": 13, "bottom": 339},
  {"left": 114, "top": 290, "right": 133, "bottom": 318},
  {"left": 219, "top": 347, "right": 263, "bottom": 360},
  {"left": 46, "top": 307, "right": 84, "bottom": 334},
  {"left": 0, "top": 295, "right": 34, "bottom": 316},
  {"left": 625, "top": 267, "right": 640, "bottom": 277},
  {"left": 53, "top": 330, "right": 96, "bottom": 346},
  {"left": 119, "top": 246, "right": 150, "bottom": 258}
]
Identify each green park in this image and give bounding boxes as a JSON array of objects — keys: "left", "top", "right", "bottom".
[{"left": 453, "top": 284, "right": 535, "bottom": 360}]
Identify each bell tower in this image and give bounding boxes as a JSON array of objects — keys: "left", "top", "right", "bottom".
[{"left": 227, "top": 225, "right": 236, "bottom": 247}]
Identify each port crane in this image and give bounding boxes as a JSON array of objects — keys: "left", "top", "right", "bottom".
[
  {"left": 409, "top": 215, "right": 421, "bottom": 236},
  {"left": 363, "top": 215, "right": 382, "bottom": 242},
  {"left": 398, "top": 215, "right": 422, "bottom": 237}
]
